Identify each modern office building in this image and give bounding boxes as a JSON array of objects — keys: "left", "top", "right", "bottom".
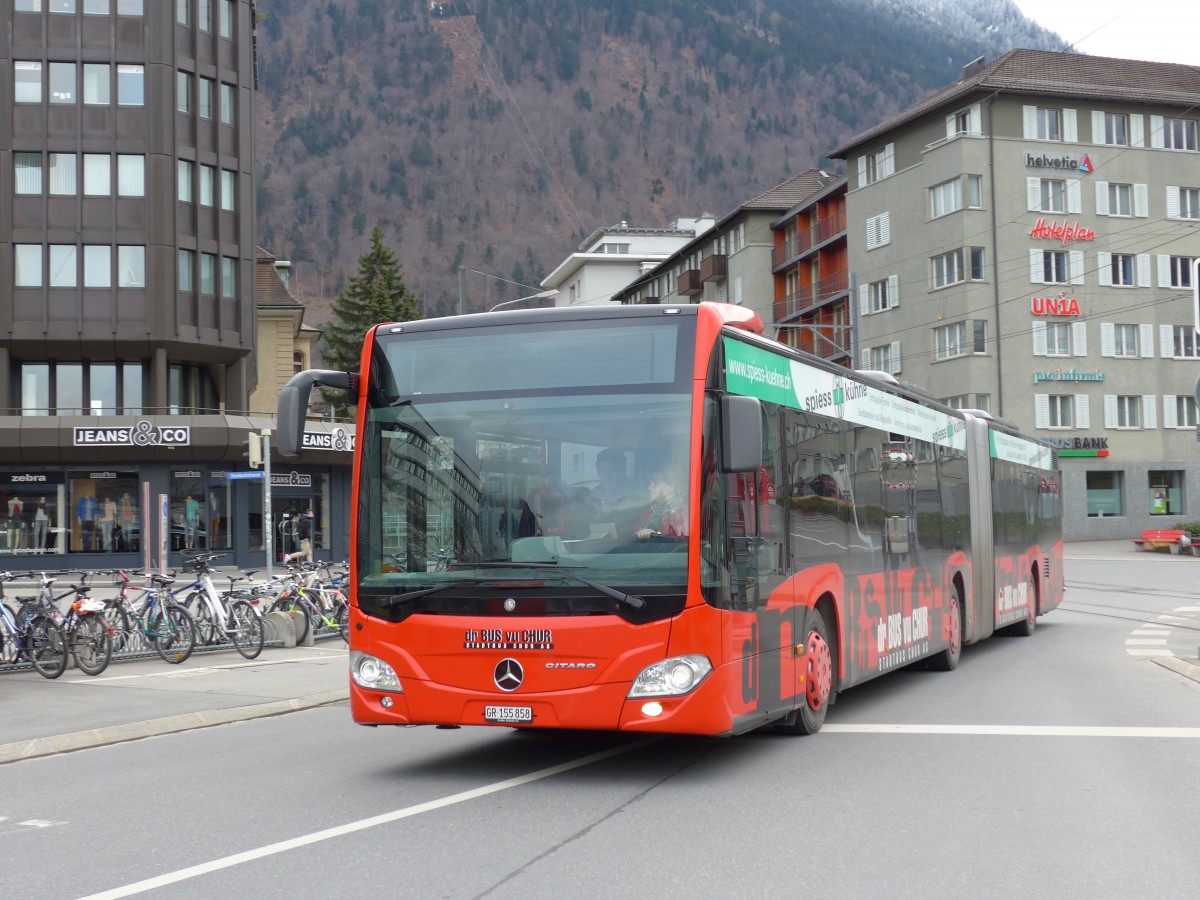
[
  {"left": 829, "top": 49, "right": 1200, "bottom": 539},
  {"left": 0, "top": 1, "right": 349, "bottom": 568}
]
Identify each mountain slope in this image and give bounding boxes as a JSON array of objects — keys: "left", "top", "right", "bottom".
[{"left": 252, "top": 0, "right": 1068, "bottom": 319}]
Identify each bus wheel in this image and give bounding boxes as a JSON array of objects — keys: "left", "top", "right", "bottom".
[
  {"left": 776, "top": 608, "right": 832, "bottom": 735},
  {"left": 928, "top": 588, "right": 962, "bottom": 671},
  {"left": 1008, "top": 579, "right": 1038, "bottom": 637}
]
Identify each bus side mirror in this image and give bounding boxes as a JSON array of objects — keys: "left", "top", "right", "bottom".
[
  {"left": 721, "top": 394, "right": 762, "bottom": 473},
  {"left": 277, "top": 369, "right": 356, "bottom": 457}
]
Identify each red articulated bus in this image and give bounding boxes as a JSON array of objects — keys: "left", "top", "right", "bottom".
[{"left": 277, "top": 302, "right": 1063, "bottom": 736}]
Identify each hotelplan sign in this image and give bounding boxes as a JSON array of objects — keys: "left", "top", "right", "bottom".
[{"left": 73, "top": 420, "right": 191, "bottom": 447}]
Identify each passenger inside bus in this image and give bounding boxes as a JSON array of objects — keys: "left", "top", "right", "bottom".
[{"left": 635, "top": 464, "right": 688, "bottom": 539}]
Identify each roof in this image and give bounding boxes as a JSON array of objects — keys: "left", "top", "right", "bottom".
[
  {"left": 830, "top": 48, "right": 1200, "bottom": 159},
  {"left": 740, "top": 168, "right": 840, "bottom": 212},
  {"left": 255, "top": 248, "right": 302, "bottom": 308}
]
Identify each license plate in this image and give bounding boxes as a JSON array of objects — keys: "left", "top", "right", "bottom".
[{"left": 484, "top": 705, "right": 533, "bottom": 723}]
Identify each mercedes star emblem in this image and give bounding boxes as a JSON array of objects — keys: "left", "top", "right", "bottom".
[{"left": 494, "top": 658, "right": 524, "bottom": 692}]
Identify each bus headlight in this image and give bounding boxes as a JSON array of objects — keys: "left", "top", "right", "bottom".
[
  {"left": 628, "top": 655, "right": 712, "bottom": 698},
  {"left": 350, "top": 651, "right": 402, "bottom": 691}
]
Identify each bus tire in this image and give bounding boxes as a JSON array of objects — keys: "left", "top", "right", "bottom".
[
  {"left": 1007, "top": 573, "right": 1039, "bottom": 637},
  {"left": 928, "top": 585, "right": 963, "bottom": 671},
  {"left": 775, "top": 608, "right": 832, "bottom": 735}
]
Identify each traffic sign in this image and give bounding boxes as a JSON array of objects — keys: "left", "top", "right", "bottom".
[{"left": 227, "top": 470, "right": 265, "bottom": 480}]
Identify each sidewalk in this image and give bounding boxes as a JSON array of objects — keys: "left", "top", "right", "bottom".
[{"left": 0, "top": 643, "right": 348, "bottom": 764}]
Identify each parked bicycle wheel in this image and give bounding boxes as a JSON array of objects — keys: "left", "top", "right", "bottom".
[
  {"left": 336, "top": 602, "right": 349, "bottom": 643},
  {"left": 150, "top": 605, "right": 197, "bottom": 664},
  {"left": 102, "top": 601, "right": 133, "bottom": 653},
  {"left": 229, "top": 599, "right": 264, "bottom": 659},
  {"left": 70, "top": 614, "right": 114, "bottom": 676},
  {"left": 187, "top": 592, "right": 223, "bottom": 646},
  {"left": 25, "top": 613, "right": 69, "bottom": 679}
]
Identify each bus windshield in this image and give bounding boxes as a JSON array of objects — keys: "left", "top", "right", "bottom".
[{"left": 357, "top": 316, "right": 696, "bottom": 608}]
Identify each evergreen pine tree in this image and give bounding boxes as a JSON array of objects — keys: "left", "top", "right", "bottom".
[{"left": 322, "top": 226, "right": 420, "bottom": 414}]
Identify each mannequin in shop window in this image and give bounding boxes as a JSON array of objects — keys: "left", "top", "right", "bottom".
[
  {"left": 119, "top": 492, "right": 137, "bottom": 551},
  {"left": 184, "top": 495, "right": 200, "bottom": 549},
  {"left": 33, "top": 497, "right": 49, "bottom": 553},
  {"left": 6, "top": 496, "right": 22, "bottom": 550},
  {"left": 77, "top": 493, "right": 98, "bottom": 552},
  {"left": 100, "top": 495, "right": 117, "bottom": 551}
]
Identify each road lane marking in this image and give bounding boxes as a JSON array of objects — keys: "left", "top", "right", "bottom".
[
  {"left": 823, "top": 724, "right": 1200, "bottom": 737},
  {"left": 1126, "top": 649, "right": 1176, "bottom": 657},
  {"left": 79, "top": 736, "right": 661, "bottom": 899},
  {"left": 1125, "top": 639, "right": 1168, "bottom": 645}
]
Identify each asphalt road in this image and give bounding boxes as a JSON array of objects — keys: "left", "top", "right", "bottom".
[{"left": 2, "top": 545, "right": 1199, "bottom": 899}]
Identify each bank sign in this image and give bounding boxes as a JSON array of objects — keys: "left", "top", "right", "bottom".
[
  {"left": 723, "top": 338, "right": 967, "bottom": 451},
  {"left": 73, "top": 420, "right": 191, "bottom": 447}
]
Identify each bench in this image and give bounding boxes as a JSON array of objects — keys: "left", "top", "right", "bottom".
[{"left": 1131, "top": 529, "right": 1191, "bottom": 554}]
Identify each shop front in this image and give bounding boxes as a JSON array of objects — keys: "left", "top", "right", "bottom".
[{"left": 0, "top": 415, "right": 351, "bottom": 572}]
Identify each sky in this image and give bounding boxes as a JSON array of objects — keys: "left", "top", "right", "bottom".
[{"left": 1010, "top": 0, "right": 1197, "bottom": 66}]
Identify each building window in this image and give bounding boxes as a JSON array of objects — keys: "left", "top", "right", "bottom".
[
  {"left": 21, "top": 362, "right": 146, "bottom": 417},
  {"left": 83, "top": 154, "right": 110, "bottom": 196},
  {"left": 1172, "top": 325, "right": 1200, "bottom": 358},
  {"left": 293, "top": 352, "right": 306, "bottom": 374},
  {"left": 118, "top": 246, "right": 145, "bottom": 288},
  {"left": 860, "top": 143, "right": 894, "bottom": 186},
  {"left": 973, "top": 320, "right": 987, "bottom": 354},
  {"left": 864, "top": 343, "right": 900, "bottom": 375},
  {"left": 930, "top": 248, "right": 983, "bottom": 289},
  {"left": 178, "top": 249, "right": 195, "bottom": 292},
  {"left": 868, "top": 278, "right": 890, "bottom": 313},
  {"left": 1087, "top": 471, "right": 1122, "bottom": 517},
  {"left": 220, "top": 170, "right": 236, "bottom": 211},
  {"left": 1162, "top": 117, "right": 1197, "bottom": 151},
  {"left": 1175, "top": 396, "right": 1198, "bottom": 428},
  {"left": 1038, "top": 179, "right": 1066, "bottom": 213},
  {"left": 116, "top": 65, "right": 144, "bottom": 106},
  {"left": 14, "top": 152, "right": 43, "bottom": 195},
  {"left": 1037, "top": 250, "right": 1068, "bottom": 284},
  {"left": 1110, "top": 323, "right": 1138, "bottom": 357},
  {"left": 941, "top": 394, "right": 968, "bottom": 409},
  {"left": 15, "top": 1, "right": 43, "bottom": 11},
  {"left": 934, "top": 322, "right": 967, "bottom": 360},
  {"left": 1035, "top": 107, "right": 1061, "bottom": 141},
  {"left": 84, "top": 1, "right": 112, "bottom": 13},
  {"left": 1045, "top": 322, "right": 1071, "bottom": 356},
  {"left": 199, "top": 77, "right": 214, "bottom": 119},
  {"left": 200, "top": 253, "right": 215, "bottom": 295},
  {"left": 20, "top": 364, "right": 49, "bottom": 416},
  {"left": 117, "top": 0, "right": 144, "bottom": 13},
  {"left": 1103, "top": 113, "right": 1129, "bottom": 145},
  {"left": 117, "top": 155, "right": 144, "bottom": 196},
  {"left": 178, "top": 159, "right": 193, "bottom": 202},
  {"left": 50, "top": 2, "right": 78, "bottom": 13},
  {"left": 219, "top": 0, "right": 234, "bottom": 38},
  {"left": 199, "top": 165, "right": 214, "bottom": 206},
  {"left": 177, "top": 71, "right": 193, "bottom": 114},
  {"left": 15, "top": 245, "right": 42, "bottom": 287},
  {"left": 1047, "top": 395, "right": 1073, "bottom": 428},
  {"left": 930, "top": 179, "right": 961, "bottom": 218},
  {"left": 865, "top": 212, "right": 889, "bottom": 249},
  {"left": 177, "top": 0, "right": 189, "bottom": 24},
  {"left": 220, "top": 83, "right": 235, "bottom": 124},
  {"left": 974, "top": 393, "right": 991, "bottom": 413},
  {"left": 49, "top": 245, "right": 77, "bottom": 288},
  {"left": 1109, "top": 254, "right": 1135, "bottom": 286},
  {"left": 1165, "top": 256, "right": 1195, "bottom": 289},
  {"left": 1115, "top": 395, "right": 1141, "bottom": 428},
  {"left": 1167, "top": 186, "right": 1199, "bottom": 220},
  {"left": 83, "top": 64, "right": 110, "bottom": 105},
  {"left": 49, "top": 153, "right": 76, "bottom": 195},
  {"left": 49, "top": 63, "right": 76, "bottom": 104},
  {"left": 221, "top": 257, "right": 236, "bottom": 298},
  {"left": 84, "top": 246, "right": 111, "bottom": 287},
  {"left": 15, "top": 62, "right": 43, "bottom": 104},
  {"left": 198, "top": 0, "right": 212, "bottom": 31},
  {"left": 1149, "top": 472, "right": 1181, "bottom": 517},
  {"left": 1108, "top": 183, "right": 1132, "bottom": 217}
]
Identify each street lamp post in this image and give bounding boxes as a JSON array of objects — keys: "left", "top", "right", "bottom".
[{"left": 488, "top": 289, "right": 560, "bottom": 311}]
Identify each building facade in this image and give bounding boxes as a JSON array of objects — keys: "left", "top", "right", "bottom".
[
  {"left": 1, "top": 1, "right": 350, "bottom": 570},
  {"left": 830, "top": 50, "right": 1200, "bottom": 539}
]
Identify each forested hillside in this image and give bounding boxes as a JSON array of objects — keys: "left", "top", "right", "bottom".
[{"left": 252, "top": 0, "right": 1068, "bottom": 319}]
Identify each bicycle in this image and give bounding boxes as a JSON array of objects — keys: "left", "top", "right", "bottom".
[
  {"left": 267, "top": 563, "right": 347, "bottom": 643},
  {"left": 0, "top": 571, "right": 69, "bottom": 679},
  {"left": 179, "top": 553, "right": 264, "bottom": 659},
  {"left": 105, "top": 569, "right": 198, "bottom": 665},
  {"left": 19, "top": 571, "right": 113, "bottom": 677}
]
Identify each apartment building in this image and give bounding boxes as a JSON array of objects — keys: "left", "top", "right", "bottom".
[
  {"left": 0, "top": 1, "right": 349, "bottom": 568},
  {"left": 830, "top": 50, "right": 1200, "bottom": 539}
]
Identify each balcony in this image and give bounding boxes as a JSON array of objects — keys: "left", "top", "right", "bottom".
[
  {"left": 700, "top": 253, "right": 727, "bottom": 283},
  {"left": 772, "top": 208, "right": 846, "bottom": 269},
  {"left": 678, "top": 269, "right": 703, "bottom": 296},
  {"left": 781, "top": 270, "right": 850, "bottom": 318}
]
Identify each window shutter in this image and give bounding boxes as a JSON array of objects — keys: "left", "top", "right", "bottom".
[
  {"left": 1091, "top": 110, "right": 1105, "bottom": 141},
  {"left": 1160, "top": 324, "right": 1175, "bottom": 358},
  {"left": 1073, "top": 321, "right": 1088, "bottom": 357},
  {"left": 888, "top": 274, "right": 899, "bottom": 309},
  {"left": 1027, "top": 177, "right": 1041, "bottom": 212},
  {"left": 1142, "top": 395, "right": 1157, "bottom": 430},
  {"left": 1139, "top": 323, "right": 1154, "bottom": 357},
  {"left": 1134, "top": 183, "right": 1148, "bottom": 218},
  {"left": 1023, "top": 106, "right": 1038, "bottom": 139},
  {"left": 882, "top": 143, "right": 895, "bottom": 178},
  {"left": 1070, "top": 250, "right": 1085, "bottom": 285},
  {"left": 1076, "top": 395, "right": 1090, "bottom": 429},
  {"left": 1166, "top": 186, "right": 1181, "bottom": 220},
  {"left": 1104, "top": 395, "right": 1118, "bottom": 428},
  {"left": 1034, "top": 394, "right": 1049, "bottom": 428},
  {"left": 1067, "top": 180, "right": 1081, "bottom": 215},
  {"left": 1063, "top": 109, "right": 1078, "bottom": 143},
  {"left": 859, "top": 283, "right": 870, "bottom": 316},
  {"left": 1030, "top": 249, "right": 1042, "bottom": 283},
  {"left": 1097, "top": 252, "right": 1112, "bottom": 287},
  {"left": 1100, "top": 322, "right": 1115, "bottom": 356},
  {"left": 889, "top": 341, "right": 902, "bottom": 375},
  {"left": 1150, "top": 115, "right": 1164, "bottom": 149},
  {"left": 968, "top": 104, "right": 982, "bottom": 135},
  {"left": 1095, "top": 181, "right": 1109, "bottom": 216},
  {"left": 1131, "top": 114, "right": 1144, "bottom": 147},
  {"left": 734, "top": 276, "right": 743, "bottom": 305},
  {"left": 945, "top": 114, "right": 957, "bottom": 141},
  {"left": 860, "top": 348, "right": 871, "bottom": 369},
  {"left": 857, "top": 156, "right": 866, "bottom": 187},
  {"left": 1032, "top": 320, "right": 1047, "bottom": 356},
  {"left": 1163, "top": 396, "right": 1178, "bottom": 429},
  {"left": 1157, "top": 255, "right": 1172, "bottom": 287},
  {"left": 1136, "top": 255, "right": 1151, "bottom": 289},
  {"left": 878, "top": 212, "right": 890, "bottom": 246}
]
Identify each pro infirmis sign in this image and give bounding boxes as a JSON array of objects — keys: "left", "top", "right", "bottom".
[{"left": 723, "top": 338, "right": 967, "bottom": 451}]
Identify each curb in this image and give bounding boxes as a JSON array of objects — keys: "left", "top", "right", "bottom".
[
  {"left": 0, "top": 688, "right": 348, "bottom": 765},
  {"left": 1151, "top": 656, "right": 1200, "bottom": 686}
]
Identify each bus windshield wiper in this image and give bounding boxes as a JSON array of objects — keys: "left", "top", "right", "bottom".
[{"left": 458, "top": 562, "right": 646, "bottom": 610}]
